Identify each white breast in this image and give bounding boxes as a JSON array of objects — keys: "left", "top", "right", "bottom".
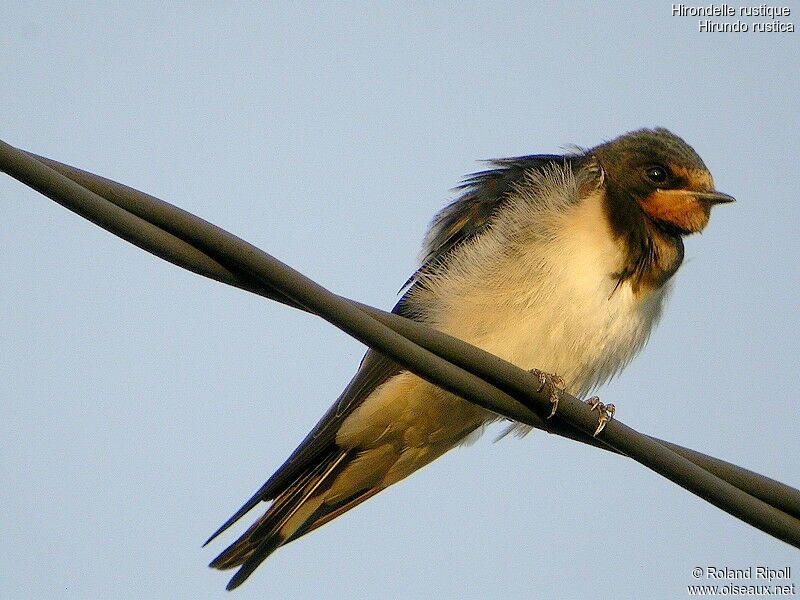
[
  {"left": 337, "top": 173, "right": 669, "bottom": 470},
  {"left": 424, "top": 186, "right": 668, "bottom": 398}
]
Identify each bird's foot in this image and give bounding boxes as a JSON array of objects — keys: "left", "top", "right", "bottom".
[
  {"left": 586, "top": 396, "right": 615, "bottom": 436},
  {"left": 529, "top": 369, "right": 566, "bottom": 418}
]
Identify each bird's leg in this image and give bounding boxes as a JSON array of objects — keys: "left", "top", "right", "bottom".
[
  {"left": 529, "top": 369, "right": 566, "bottom": 418},
  {"left": 585, "top": 396, "right": 615, "bottom": 436}
]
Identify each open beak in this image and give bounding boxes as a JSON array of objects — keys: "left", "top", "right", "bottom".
[{"left": 694, "top": 190, "right": 736, "bottom": 205}]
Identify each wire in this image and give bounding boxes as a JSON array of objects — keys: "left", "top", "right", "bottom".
[{"left": 2, "top": 138, "right": 799, "bottom": 549}]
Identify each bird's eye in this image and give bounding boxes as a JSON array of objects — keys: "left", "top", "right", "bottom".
[{"left": 645, "top": 165, "right": 669, "bottom": 185}]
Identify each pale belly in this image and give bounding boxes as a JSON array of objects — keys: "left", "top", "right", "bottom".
[
  {"left": 336, "top": 191, "right": 669, "bottom": 486},
  {"left": 335, "top": 277, "right": 666, "bottom": 490}
]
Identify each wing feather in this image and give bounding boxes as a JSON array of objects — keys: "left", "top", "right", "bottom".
[{"left": 206, "top": 152, "right": 580, "bottom": 556}]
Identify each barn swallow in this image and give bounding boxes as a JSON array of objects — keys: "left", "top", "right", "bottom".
[{"left": 206, "top": 128, "right": 734, "bottom": 589}]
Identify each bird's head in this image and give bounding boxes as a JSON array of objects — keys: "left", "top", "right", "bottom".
[{"left": 592, "top": 128, "right": 734, "bottom": 237}]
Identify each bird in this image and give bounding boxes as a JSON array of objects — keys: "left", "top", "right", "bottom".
[{"left": 205, "top": 127, "right": 734, "bottom": 589}]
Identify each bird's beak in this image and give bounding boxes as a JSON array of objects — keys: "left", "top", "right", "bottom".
[
  {"left": 694, "top": 190, "right": 736, "bottom": 205},
  {"left": 639, "top": 188, "right": 735, "bottom": 234}
]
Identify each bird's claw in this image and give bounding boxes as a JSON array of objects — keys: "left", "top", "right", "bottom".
[
  {"left": 530, "top": 369, "right": 566, "bottom": 419},
  {"left": 586, "top": 396, "right": 615, "bottom": 436}
]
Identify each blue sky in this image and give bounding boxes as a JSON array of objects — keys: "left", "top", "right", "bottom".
[{"left": 2, "top": 3, "right": 798, "bottom": 599}]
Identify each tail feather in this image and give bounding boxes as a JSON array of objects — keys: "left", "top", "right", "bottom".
[
  {"left": 209, "top": 458, "right": 329, "bottom": 569},
  {"left": 209, "top": 449, "right": 354, "bottom": 589},
  {"left": 225, "top": 485, "right": 384, "bottom": 591},
  {"left": 284, "top": 486, "right": 382, "bottom": 543}
]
